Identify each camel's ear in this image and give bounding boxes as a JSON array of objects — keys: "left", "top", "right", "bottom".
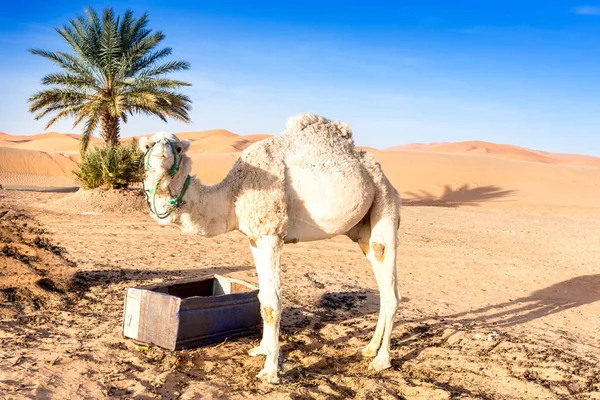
[
  {"left": 177, "top": 139, "right": 191, "bottom": 154},
  {"left": 139, "top": 137, "right": 151, "bottom": 152}
]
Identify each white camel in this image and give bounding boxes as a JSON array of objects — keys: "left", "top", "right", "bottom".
[{"left": 140, "top": 114, "right": 401, "bottom": 384}]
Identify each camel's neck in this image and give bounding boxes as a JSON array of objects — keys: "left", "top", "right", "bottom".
[{"left": 144, "top": 157, "right": 237, "bottom": 236}]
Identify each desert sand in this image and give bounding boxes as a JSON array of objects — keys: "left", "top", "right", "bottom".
[
  {"left": 388, "top": 141, "right": 600, "bottom": 168},
  {"left": 1, "top": 131, "right": 600, "bottom": 208},
  {"left": 1, "top": 130, "right": 600, "bottom": 399}
]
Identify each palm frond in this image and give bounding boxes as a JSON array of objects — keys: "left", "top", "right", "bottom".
[
  {"left": 28, "top": 89, "right": 89, "bottom": 115},
  {"left": 128, "top": 77, "right": 191, "bottom": 90},
  {"left": 140, "top": 60, "right": 190, "bottom": 77},
  {"left": 98, "top": 8, "right": 121, "bottom": 75},
  {"left": 128, "top": 46, "right": 171, "bottom": 76},
  {"left": 44, "top": 106, "right": 82, "bottom": 129},
  {"left": 72, "top": 98, "right": 105, "bottom": 127},
  {"left": 41, "top": 72, "right": 98, "bottom": 90},
  {"left": 128, "top": 12, "right": 151, "bottom": 44},
  {"left": 80, "top": 112, "right": 100, "bottom": 152}
]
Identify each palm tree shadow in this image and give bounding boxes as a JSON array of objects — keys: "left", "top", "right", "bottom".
[
  {"left": 404, "top": 184, "right": 516, "bottom": 207},
  {"left": 417, "top": 274, "right": 600, "bottom": 329}
]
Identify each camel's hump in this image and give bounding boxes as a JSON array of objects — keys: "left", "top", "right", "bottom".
[{"left": 285, "top": 113, "right": 353, "bottom": 139}]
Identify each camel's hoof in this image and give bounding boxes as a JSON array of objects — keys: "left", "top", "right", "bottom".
[
  {"left": 257, "top": 368, "right": 279, "bottom": 384},
  {"left": 369, "top": 356, "right": 391, "bottom": 371},
  {"left": 248, "top": 346, "right": 267, "bottom": 357},
  {"left": 361, "top": 345, "right": 378, "bottom": 358}
]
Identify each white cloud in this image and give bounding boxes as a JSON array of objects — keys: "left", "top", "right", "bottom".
[{"left": 572, "top": 6, "right": 600, "bottom": 15}]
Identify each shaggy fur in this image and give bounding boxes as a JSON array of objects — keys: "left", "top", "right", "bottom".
[{"left": 140, "top": 113, "right": 402, "bottom": 384}]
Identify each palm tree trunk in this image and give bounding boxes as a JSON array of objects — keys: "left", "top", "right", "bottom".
[{"left": 101, "top": 113, "right": 120, "bottom": 146}]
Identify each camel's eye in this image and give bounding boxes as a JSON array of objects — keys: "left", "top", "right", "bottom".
[
  {"left": 176, "top": 146, "right": 182, "bottom": 153},
  {"left": 145, "top": 144, "right": 151, "bottom": 150}
]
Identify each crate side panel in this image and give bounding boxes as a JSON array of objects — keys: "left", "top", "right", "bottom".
[
  {"left": 123, "top": 288, "right": 143, "bottom": 340},
  {"left": 137, "top": 291, "right": 181, "bottom": 350},
  {"left": 176, "top": 296, "right": 261, "bottom": 348}
]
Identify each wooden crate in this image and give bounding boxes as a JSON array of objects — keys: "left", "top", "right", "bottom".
[{"left": 122, "top": 274, "right": 261, "bottom": 350}]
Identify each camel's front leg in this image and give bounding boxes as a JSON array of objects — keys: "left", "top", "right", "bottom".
[{"left": 248, "top": 235, "right": 283, "bottom": 384}]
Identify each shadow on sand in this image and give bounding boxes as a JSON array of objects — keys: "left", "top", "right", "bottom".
[
  {"left": 274, "top": 275, "right": 600, "bottom": 397},
  {"left": 404, "top": 184, "right": 516, "bottom": 207},
  {"left": 71, "top": 265, "right": 254, "bottom": 290},
  {"left": 419, "top": 274, "right": 600, "bottom": 329},
  {"left": 278, "top": 275, "right": 600, "bottom": 349},
  {"left": 3, "top": 186, "right": 80, "bottom": 193}
]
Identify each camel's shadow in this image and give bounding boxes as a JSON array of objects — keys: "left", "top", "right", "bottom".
[
  {"left": 421, "top": 273, "right": 600, "bottom": 328},
  {"left": 280, "top": 274, "right": 600, "bottom": 377},
  {"left": 304, "top": 275, "right": 600, "bottom": 339}
]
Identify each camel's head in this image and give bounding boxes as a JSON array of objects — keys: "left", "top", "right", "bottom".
[{"left": 139, "top": 132, "right": 190, "bottom": 177}]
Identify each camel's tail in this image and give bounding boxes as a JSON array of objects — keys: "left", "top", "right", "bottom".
[{"left": 286, "top": 113, "right": 353, "bottom": 139}]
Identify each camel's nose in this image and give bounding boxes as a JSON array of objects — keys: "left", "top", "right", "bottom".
[{"left": 152, "top": 140, "right": 171, "bottom": 158}]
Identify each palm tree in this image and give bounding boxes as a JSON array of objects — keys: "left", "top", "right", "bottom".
[{"left": 28, "top": 7, "right": 192, "bottom": 152}]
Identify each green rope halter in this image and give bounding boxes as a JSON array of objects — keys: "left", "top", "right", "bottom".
[
  {"left": 148, "top": 175, "right": 192, "bottom": 219},
  {"left": 142, "top": 139, "right": 191, "bottom": 219}
]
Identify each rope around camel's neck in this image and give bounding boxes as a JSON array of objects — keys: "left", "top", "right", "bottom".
[{"left": 148, "top": 174, "right": 191, "bottom": 219}]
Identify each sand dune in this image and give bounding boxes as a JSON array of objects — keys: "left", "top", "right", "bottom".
[
  {"left": 176, "top": 129, "right": 238, "bottom": 140},
  {"left": 1, "top": 131, "right": 599, "bottom": 209},
  {"left": 371, "top": 149, "right": 600, "bottom": 208},
  {"left": 543, "top": 152, "right": 600, "bottom": 167},
  {"left": 388, "top": 140, "right": 600, "bottom": 167},
  {"left": 173, "top": 130, "right": 271, "bottom": 153},
  {"left": 186, "top": 135, "right": 261, "bottom": 153},
  {"left": 126, "top": 130, "right": 271, "bottom": 153},
  {"left": 3, "top": 131, "right": 80, "bottom": 142},
  {"left": 189, "top": 153, "right": 239, "bottom": 184},
  {"left": 9, "top": 137, "right": 83, "bottom": 153},
  {"left": 0, "top": 147, "right": 79, "bottom": 187},
  {"left": 0, "top": 147, "right": 77, "bottom": 176},
  {"left": 0, "top": 131, "right": 102, "bottom": 154}
]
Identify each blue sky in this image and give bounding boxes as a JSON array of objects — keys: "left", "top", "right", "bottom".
[{"left": 1, "top": 1, "right": 599, "bottom": 155}]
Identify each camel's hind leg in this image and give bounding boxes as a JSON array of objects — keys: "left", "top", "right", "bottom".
[{"left": 359, "top": 212, "right": 400, "bottom": 371}]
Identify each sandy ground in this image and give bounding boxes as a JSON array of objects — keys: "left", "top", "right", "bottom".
[
  {"left": 1, "top": 130, "right": 600, "bottom": 398},
  {"left": 1, "top": 188, "right": 599, "bottom": 399}
]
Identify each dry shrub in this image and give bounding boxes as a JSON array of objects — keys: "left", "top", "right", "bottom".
[{"left": 74, "top": 141, "right": 143, "bottom": 189}]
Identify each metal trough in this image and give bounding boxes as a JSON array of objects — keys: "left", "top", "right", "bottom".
[{"left": 122, "top": 274, "right": 261, "bottom": 350}]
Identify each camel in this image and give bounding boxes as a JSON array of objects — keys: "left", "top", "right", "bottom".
[{"left": 139, "top": 113, "right": 401, "bottom": 384}]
